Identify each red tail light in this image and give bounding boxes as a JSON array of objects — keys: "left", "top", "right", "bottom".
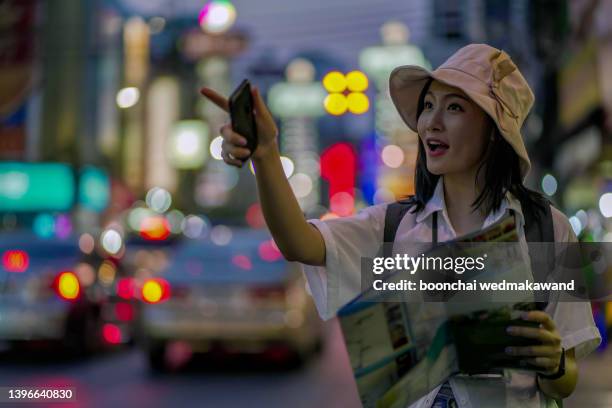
[
  {"left": 141, "top": 278, "right": 171, "bottom": 304},
  {"left": 140, "top": 216, "right": 171, "bottom": 241},
  {"left": 102, "top": 323, "right": 122, "bottom": 344},
  {"left": 53, "top": 271, "right": 81, "bottom": 301},
  {"left": 116, "top": 277, "right": 135, "bottom": 299},
  {"left": 2, "top": 250, "right": 29, "bottom": 273}
]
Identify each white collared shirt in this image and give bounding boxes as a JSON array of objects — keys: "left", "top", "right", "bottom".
[{"left": 301, "top": 178, "right": 601, "bottom": 408}]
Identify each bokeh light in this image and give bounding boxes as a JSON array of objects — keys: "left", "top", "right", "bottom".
[
  {"left": 569, "top": 216, "right": 582, "bottom": 236},
  {"left": 246, "top": 203, "right": 266, "bottom": 229},
  {"left": 198, "top": 0, "right": 237, "bottom": 34},
  {"left": 102, "top": 323, "right": 122, "bottom": 344},
  {"left": 322, "top": 71, "right": 347, "bottom": 93},
  {"left": 280, "top": 156, "right": 295, "bottom": 178},
  {"left": 176, "top": 129, "right": 201, "bottom": 155},
  {"left": 146, "top": 187, "right": 172, "bottom": 213},
  {"left": 182, "top": 215, "right": 210, "bottom": 239},
  {"left": 541, "top": 174, "right": 558, "bottom": 196},
  {"left": 330, "top": 192, "right": 355, "bottom": 217},
  {"left": 79, "top": 166, "right": 110, "bottom": 213},
  {"left": 2, "top": 250, "right": 29, "bottom": 273},
  {"left": 166, "top": 209, "right": 185, "bottom": 234},
  {"left": 148, "top": 17, "right": 166, "bottom": 34},
  {"left": 286, "top": 58, "right": 316, "bottom": 83},
  {"left": 140, "top": 216, "right": 171, "bottom": 241},
  {"left": 232, "top": 254, "right": 252, "bottom": 270},
  {"left": 381, "top": 145, "right": 405, "bottom": 168},
  {"left": 57, "top": 271, "right": 80, "bottom": 300},
  {"left": 345, "top": 71, "right": 368, "bottom": 92},
  {"left": 599, "top": 193, "right": 612, "bottom": 218},
  {"left": 324, "top": 93, "right": 348, "bottom": 115},
  {"left": 142, "top": 281, "right": 161, "bottom": 303},
  {"left": 55, "top": 214, "right": 72, "bottom": 239},
  {"left": 33, "top": 213, "right": 55, "bottom": 239},
  {"left": 117, "top": 278, "right": 135, "bottom": 300},
  {"left": 128, "top": 207, "right": 155, "bottom": 231},
  {"left": 75, "top": 262, "right": 95, "bottom": 287},
  {"left": 575, "top": 209, "right": 588, "bottom": 227},
  {"left": 98, "top": 260, "right": 117, "bottom": 286},
  {"left": 258, "top": 240, "right": 283, "bottom": 262},
  {"left": 101, "top": 229, "right": 123, "bottom": 255},
  {"left": 78, "top": 233, "right": 95, "bottom": 254},
  {"left": 289, "top": 173, "right": 313, "bottom": 198},
  {"left": 168, "top": 120, "right": 209, "bottom": 169},
  {"left": 116, "top": 87, "right": 140, "bottom": 108},
  {"left": 210, "top": 135, "right": 223, "bottom": 160},
  {"left": 210, "top": 225, "right": 232, "bottom": 246},
  {"left": 142, "top": 278, "right": 170, "bottom": 303},
  {"left": 347, "top": 92, "right": 369, "bottom": 114}
]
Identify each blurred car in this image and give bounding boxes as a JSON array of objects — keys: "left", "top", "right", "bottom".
[
  {"left": 0, "top": 231, "right": 137, "bottom": 355},
  {"left": 136, "top": 228, "right": 323, "bottom": 371}
]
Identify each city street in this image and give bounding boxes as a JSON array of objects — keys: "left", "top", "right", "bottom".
[
  {"left": 0, "top": 317, "right": 608, "bottom": 408},
  {"left": 0, "top": 319, "right": 362, "bottom": 408}
]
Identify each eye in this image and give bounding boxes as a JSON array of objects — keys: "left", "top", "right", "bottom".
[
  {"left": 423, "top": 100, "right": 433, "bottom": 110},
  {"left": 448, "top": 103, "right": 464, "bottom": 112}
]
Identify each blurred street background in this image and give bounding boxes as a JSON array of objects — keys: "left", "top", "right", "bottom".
[{"left": 0, "top": 0, "right": 611, "bottom": 407}]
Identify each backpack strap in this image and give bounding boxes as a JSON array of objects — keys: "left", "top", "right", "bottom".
[
  {"left": 383, "top": 202, "right": 414, "bottom": 258},
  {"left": 523, "top": 200, "right": 554, "bottom": 243},
  {"left": 520, "top": 198, "right": 555, "bottom": 310}
]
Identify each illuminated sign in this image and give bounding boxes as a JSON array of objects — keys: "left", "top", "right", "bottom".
[
  {"left": 322, "top": 71, "right": 370, "bottom": 116},
  {"left": 79, "top": 166, "right": 110, "bottom": 213},
  {"left": 0, "top": 163, "right": 74, "bottom": 212}
]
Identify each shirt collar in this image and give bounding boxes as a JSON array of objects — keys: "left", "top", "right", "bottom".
[
  {"left": 415, "top": 178, "right": 445, "bottom": 223},
  {"left": 414, "top": 177, "right": 525, "bottom": 227},
  {"left": 500, "top": 190, "right": 524, "bottom": 227}
]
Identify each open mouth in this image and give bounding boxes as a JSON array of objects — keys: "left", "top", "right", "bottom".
[{"left": 426, "top": 140, "right": 449, "bottom": 153}]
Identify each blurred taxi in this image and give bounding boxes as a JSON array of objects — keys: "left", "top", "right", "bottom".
[
  {"left": 0, "top": 231, "right": 137, "bottom": 354},
  {"left": 136, "top": 228, "right": 323, "bottom": 371}
]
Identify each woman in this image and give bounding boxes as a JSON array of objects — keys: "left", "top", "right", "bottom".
[{"left": 201, "top": 44, "right": 600, "bottom": 407}]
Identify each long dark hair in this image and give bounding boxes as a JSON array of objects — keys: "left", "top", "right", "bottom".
[{"left": 402, "top": 79, "right": 548, "bottom": 221}]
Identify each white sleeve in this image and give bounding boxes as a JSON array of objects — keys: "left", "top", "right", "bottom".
[
  {"left": 300, "top": 204, "right": 387, "bottom": 320},
  {"left": 548, "top": 301, "right": 601, "bottom": 358},
  {"left": 546, "top": 207, "right": 602, "bottom": 358}
]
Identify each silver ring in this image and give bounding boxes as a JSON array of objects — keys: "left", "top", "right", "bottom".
[{"left": 228, "top": 152, "right": 237, "bottom": 160}]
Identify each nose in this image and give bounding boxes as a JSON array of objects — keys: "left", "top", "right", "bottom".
[{"left": 425, "top": 106, "right": 444, "bottom": 133}]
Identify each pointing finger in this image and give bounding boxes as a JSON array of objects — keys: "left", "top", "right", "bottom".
[{"left": 200, "top": 87, "right": 229, "bottom": 112}]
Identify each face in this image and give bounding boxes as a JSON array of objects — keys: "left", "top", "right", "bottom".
[{"left": 416, "top": 80, "right": 493, "bottom": 177}]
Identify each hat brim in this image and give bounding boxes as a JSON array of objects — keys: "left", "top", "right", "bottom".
[{"left": 389, "top": 65, "right": 531, "bottom": 177}]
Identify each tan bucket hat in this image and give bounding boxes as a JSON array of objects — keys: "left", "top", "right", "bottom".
[{"left": 389, "top": 43, "right": 535, "bottom": 178}]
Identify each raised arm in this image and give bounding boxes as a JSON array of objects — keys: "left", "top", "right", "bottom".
[{"left": 200, "top": 87, "right": 325, "bottom": 266}]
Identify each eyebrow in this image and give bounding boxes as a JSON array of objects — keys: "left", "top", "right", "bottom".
[{"left": 425, "top": 91, "right": 470, "bottom": 102}]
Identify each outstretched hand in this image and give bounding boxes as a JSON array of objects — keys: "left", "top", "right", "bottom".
[{"left": 200, "top": 86, "right": 279, "bottom": 167}]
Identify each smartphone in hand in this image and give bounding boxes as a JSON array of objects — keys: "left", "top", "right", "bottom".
[
  {"left": 449, "top": 306, "right": 543, "bottom": 374},
  {"left": 228, "top": 79, "right": 258, "bottom": 156}
]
